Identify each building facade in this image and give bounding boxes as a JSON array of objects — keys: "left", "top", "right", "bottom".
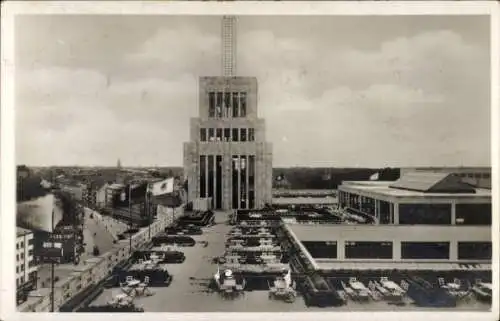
[
  {"left": 284, "top": 173, "right": 492, "bottom": 271},
  {"left": 16, "top": 228, "right": 38, "bottom": 289},
  {"left": 95, "top": 183, "right": 109, "bottom": 209},
  {"left": 183, "top": 76, "right": 272, "bottom": 210},
  {"left": 104, "top": 183, "right": 125, "bottom": 208},
  {"left": 59, "top": 183, "right": 88, "bottom": 202}
]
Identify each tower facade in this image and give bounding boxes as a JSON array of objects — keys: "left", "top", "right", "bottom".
[{"left": 183, "top": 17, "right": 272, "bottom": 210}]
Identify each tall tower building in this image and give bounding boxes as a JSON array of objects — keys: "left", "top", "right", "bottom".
[{"left": 183, "top": 16, "right": 273, "bottom": 210}]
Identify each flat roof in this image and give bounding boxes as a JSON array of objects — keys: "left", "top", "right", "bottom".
[
  {"left": 340, "top": 181, "right": 491, "bottom": 198},
  {"left": 285, "top": 223, "right": 491, "bottom": 243},
  {"left": 272, "top": 197, "right": 337, "bottom": 205},
  {"left": 315, "top": 261, "right": 491, "bottom": 271}
]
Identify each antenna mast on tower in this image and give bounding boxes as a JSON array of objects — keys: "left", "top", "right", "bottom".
[{"left": 221, "top": 16, "right": 237, "bottom": 77}]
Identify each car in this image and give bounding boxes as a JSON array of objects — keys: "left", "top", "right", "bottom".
[
  {"left": 165, "top": 225, "right": 203, "bottom": 236},
  {"left": 134, "top": 250, "right": 186, "bottom": 264},
  {"left": 178, "top": 211, "right": 215, "bottom": 227},
  {"left": 152, "top": 233, "right": 196, "bottom": 247}
]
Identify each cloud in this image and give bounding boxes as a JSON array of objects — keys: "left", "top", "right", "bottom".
[
  {"left": 16, "top": 66, "right": 200, "bottom": 166},
  {"left": 236, "top": 28, "right": 489, "bottom": 166},
  {"left": 16, "top": 20, "right": 490, "bottom": 167},
  {"left": 126, "top": 25, "right": 221, "bottom": 77}
]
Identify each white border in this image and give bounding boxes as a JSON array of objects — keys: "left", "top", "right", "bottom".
[{"left": 1, "top": 1, "right": 498, "bottom": 321}]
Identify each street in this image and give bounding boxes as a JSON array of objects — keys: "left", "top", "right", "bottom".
[{"left": 37, "top": 208, "right": 128, "bottom": 288}]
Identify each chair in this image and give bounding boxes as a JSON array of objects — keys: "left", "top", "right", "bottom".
[
  {"left": 140, "top": 276, "right": 150, "bottom": 287},
  {"left": 400, "top": 280, "right": 409, "bottom": 291}
]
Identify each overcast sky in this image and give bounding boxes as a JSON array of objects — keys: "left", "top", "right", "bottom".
[{"left": 15, "top": 15, "right": 491, "bottom": 167}]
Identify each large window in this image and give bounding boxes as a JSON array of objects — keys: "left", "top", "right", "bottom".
[
  {"left": 248, "top": 128, "right": 255, "bottom": 141},
  {"left": 399, "top": 204, "right": 451, "bottom": 225},
  {"left": 232, "top": 128, "right": 239, "bottom": 142},
  {"left": 240, "top": 128, "right": 247, "bottom": 142},
  {"left": 202, "top": 128, "right": 254, "bottom": 143},
  {"left": 208, "top": 128, "right": 215, "bottom": 141},
  {"left": 224, "top": 128, "right": 231, "bottom": 142},
  {"left": 200, "top": 128, "right": 207, "bottom": 142},
  {"left": 216, "top": 155, "right": 222, "bottom": 209},
  {"left": 248, "top": 155, "right": 255, "bottom": 209},
  {"left": 345, "top": 241, "right": 393, "bottom": 259},
  {"left": 239, "top": 92, "right": 247, "bottom": 117},
  {"left": 224, "top": 92, "right": 231, "bottom": 117},
  {"left": 208, "top": 92, "right": 215, "bottom": 117},
  {"left": 379, "top": 200, "right": 391, "bottom": 224},
  {"left": 207, "top": 156, "right": 214, "bottom": 208},
  {"left": 455, "top": 203, "right": 491, "bottom": 225},
  {"left": 216, "top": 92, "right": 223, "bottom": 117},
  {"left": 216, "top": 128, "right": 223, "bottom": 141},
  {"left": 349, "top": 194, "right": 360, "bottom": 210},
  {"left": 240, "top": 155, "right": 247, "bottom": 209},
  {"left": 302, "top": 241, "right": 337, "bottom": 259},
  {"left": 210, "top": 91, "right": 248, "bottom": 118},
  {"left": 458, "top": 242, "right": 492, "bottom": 260},
  {"left": 232, "top": 156, "right": 239, "bottom": 209},
  {"left": 401, "top": 242, "right": 450, "bottom": 259},
  {"left": 360, "top": 197, "right": 375, "bottom": 215},
  {"left": 339, "top": 192, "right": 347, "bottom": 208},
  {"left": 232, "top": 92, "right": 239, "bottom": 118}
]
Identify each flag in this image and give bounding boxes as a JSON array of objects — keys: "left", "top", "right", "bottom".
[
  {"left": 369, "top": 172, "right": 379, "bottom": 181},
  {"left": 149, "top": 178, "right": 175, "bottom": 196}
]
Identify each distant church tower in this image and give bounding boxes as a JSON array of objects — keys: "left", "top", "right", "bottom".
[
  {"left": 183, "top": 16, "right": 273, "bottom": 210},
  {"left": 117, "top": 158, "right": 122, "bottom": 169}
]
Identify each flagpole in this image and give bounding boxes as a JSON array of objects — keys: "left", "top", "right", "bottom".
[
  {"left": 50, "top": 207, "right": 55, "bottom": 312},
  {"left": 128, "top": 184, "right": 132, "bottom": 254}
]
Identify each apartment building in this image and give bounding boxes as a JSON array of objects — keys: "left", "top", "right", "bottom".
[{"left": 16, "top": 228, "right": 38, "bottom": 291}]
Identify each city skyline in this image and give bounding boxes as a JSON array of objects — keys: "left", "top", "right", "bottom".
[{"left": 16, "top": 15, "right": 491, "bottom": 167}]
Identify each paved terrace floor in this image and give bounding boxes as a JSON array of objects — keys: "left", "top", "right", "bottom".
[{"left": 90, "top": 211, "right": 490, "bottom": 312}]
